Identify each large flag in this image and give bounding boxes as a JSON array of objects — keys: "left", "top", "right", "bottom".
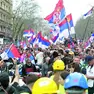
[
  {"left": 1, "top": 44, "right": 21, "bottom": 60},
  {"left": 83, "top": 7, "right": 93, "bottom": 19},
  {"left": 59, "top": 14, "right": 75, "bottom": 38},
  {"left": 45, "top": 0, "right": 65, "bottom": 24},
  {"left": 23, "top": 29, "right": 34, "bottom": 37}
]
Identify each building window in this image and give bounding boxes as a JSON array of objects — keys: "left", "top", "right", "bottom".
[
  {"left": 3, "top": 15, "right": 5, "bottom": 21},
  {"left": 1, "top": 2, "right": 2, "bottom": 8}
]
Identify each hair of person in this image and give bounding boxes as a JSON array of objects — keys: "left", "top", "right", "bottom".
[
  {"left": 72, "top": 63, "right": 81, "bottom": 72},
  {"left": 38, "top": 48, "right": 42, "bottom": 51},
  {"left": 52, "top": 51, "right": 59, "bottom": 58},
  {"left": 0, "top": 72, "right": 9, "bottom": 89},
  {"left": 85, "top": 49, "right": 90, "bottom": 54},
  {"left": 60, "top": 71, "right": 70, "bottom": 80},
  {"left": 65, "top": 86, "right": 85, "bottom": 94}
]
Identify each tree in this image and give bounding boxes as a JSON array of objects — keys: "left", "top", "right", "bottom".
[
  {"left": 12, "top": 0, "right": 39, "bottom": 40},
  {"left": 12, "top": 0, "right": 51, "bottom": 41},
  {"left": 75, "top": 12, "right": 94, "bottom": 40}
]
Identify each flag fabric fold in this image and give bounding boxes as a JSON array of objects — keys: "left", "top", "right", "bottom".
[
  {"left": 83, "top": 7, "right": 93, "bottom": 19},
  {"left": 28, "top": 35, "right": 36, "bottom": 44},
  {"left": 37, "top": 32, "right": 51, "bottom": 48},
  {"left": 23, "top": 29, "right": 34, "bottom": 37},
  {"left": 59, "top": 14, "right": 75, "bottom": 38},
  {"left": 51, "top": 33, "right": 59, "bottom": 43},
  {"left": 1, "top": 44, "right": 21, "bottom": 60}
]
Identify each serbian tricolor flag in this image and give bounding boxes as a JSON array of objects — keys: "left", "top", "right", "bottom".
[
  {"left": 1, "top": 44, "right": 21, "bottom": 60},
  {"left": 45, "top": 0, "right": 65, "bottom": 24},
  {"left": 37, "top": 32, "right": 51, "bottom": 48},
  {"left": 41, "top": 37, "right": 51, "bottom": 47},
  {"left": 83, "top": 7, "right": 93, "bottom": 19},
  {"left": 28, "top": 35, "right": 36, "bottom": 44},
  {"left": 59, "top": 14, "right": 75, "bottom": 38},
  {"left": 50, "top": 25, "right": 60, "bottom": 36},
  {"left": 23, "top": 29, "right": 34, "bottom": 37},
  {"left": 51, "top": 33, "right": 59, "bottom": 43}
]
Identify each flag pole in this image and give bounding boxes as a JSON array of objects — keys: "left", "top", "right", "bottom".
[{"left": 65, "top": 17, "right": 73, "bottom": 48}]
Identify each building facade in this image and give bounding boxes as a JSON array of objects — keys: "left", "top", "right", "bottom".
[{"left": 0, "top": 0, "right": 12, "bottom": 44}]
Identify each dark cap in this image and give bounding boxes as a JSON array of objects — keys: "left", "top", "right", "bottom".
[{"left": 85, "top": 56, "right": 94, "bottom": 63}]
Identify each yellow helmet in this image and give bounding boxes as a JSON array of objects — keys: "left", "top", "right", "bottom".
[
  {"left": 69, "top": 51, "right": 74, "bottom": 55},
  {"left": 53, "top": 60, "right": 65, "bottom": 70},
  {"left": 32, "top": 77, "right": 58, "bottom": 94}
]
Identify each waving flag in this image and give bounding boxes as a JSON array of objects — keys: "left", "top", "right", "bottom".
[
  {"left": 84, "top": 7, "right": 93, "bottom": 19},
  {"left": 51, "top": 33, "right": 59, "bottom": 43},
  {"left": 50, "top": 25, "right": 60, "bottom": 36},
  {"left": 59, "top": 14, "right": 75, "bottom": 38},
  {"left": 37, "top": 32, "right": 51, "bottom": 48},
  {"left": 1, "top": 44, "right": 21, "bottom": 60},
  {"left": 45, "top": 0, "right": 65, "bottom": 24},
  {"left": 28, "top": 35, "right": 36, "bottom": 44},
  {"left": 23, "top": 29, "right": 34, "bottom": 37},
  {"left": 41, "top": 37, "right": 51, "bottom": 47}
]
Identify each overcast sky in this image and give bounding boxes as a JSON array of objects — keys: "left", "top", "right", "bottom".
[{"left": 13, "top": 0, "right": 94, "bottom": 25}]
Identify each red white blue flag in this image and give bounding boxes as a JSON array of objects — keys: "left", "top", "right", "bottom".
[
  {"left": 45, "top": 0, "right": 65, "bottom": 24},
  {"left": 83, "top": 7, "right": 93, "bottom": 19},
  {"left": 23, "top": 29, "right": 34, "bottom": 37}
]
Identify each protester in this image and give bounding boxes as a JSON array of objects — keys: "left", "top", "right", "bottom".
[
  {"left": 35, "top": 48, "right": 44, "bottom": 67},
  {"left": 0, "top": 59, "right": 31, "bottom": 94},
  {"left": 86, "top": 56, "right": 94, "bottom": 94},
  {"left": 0, "top": 37, "right": 91, "bottom": 94},
  {"left": 22, "top": 58, "right": 36, "bottom": 76},
  {"left": 41, "top": 57, "right": 50, "bottom": 76}
]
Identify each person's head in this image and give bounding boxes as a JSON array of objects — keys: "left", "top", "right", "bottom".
[
  {"left": 0, "top": 72, "right": 9, "bottom": 89},
  {"left": 38, "top": 48, "right": 42, "bottom": 52},
  {"left": 52, "top": 60, "right": 65, "bottom": 73},
  {"left": 73, "top": 56, "right": 80, "bottom": 64},
  {"left": 64, "top": 72, "right": 88, "bottom": 94},
  {"left": 85, "top": 48, "right": 90, "bottom": 55},
  {"left": 25, "top": 58, "right": 31, "bottom": 66},
  {"left": 23, "top": 74, "right": 39, "bottom": 91},
  {"left": 85, "top": 56, "right": 94, "bottom": 66},
  {"left": 52, "top": 51, "right": 59, "bottom": 58},
  {"left": 72, "top": 63, "right": 81, "bottom": 73},
  {"left": 32, "top": 77, "right": 58, "bottom": 94}
]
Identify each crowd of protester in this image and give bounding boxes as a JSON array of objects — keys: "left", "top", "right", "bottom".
[{"left": 0, "top": 38, "right": 94, "bottom": 94}]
